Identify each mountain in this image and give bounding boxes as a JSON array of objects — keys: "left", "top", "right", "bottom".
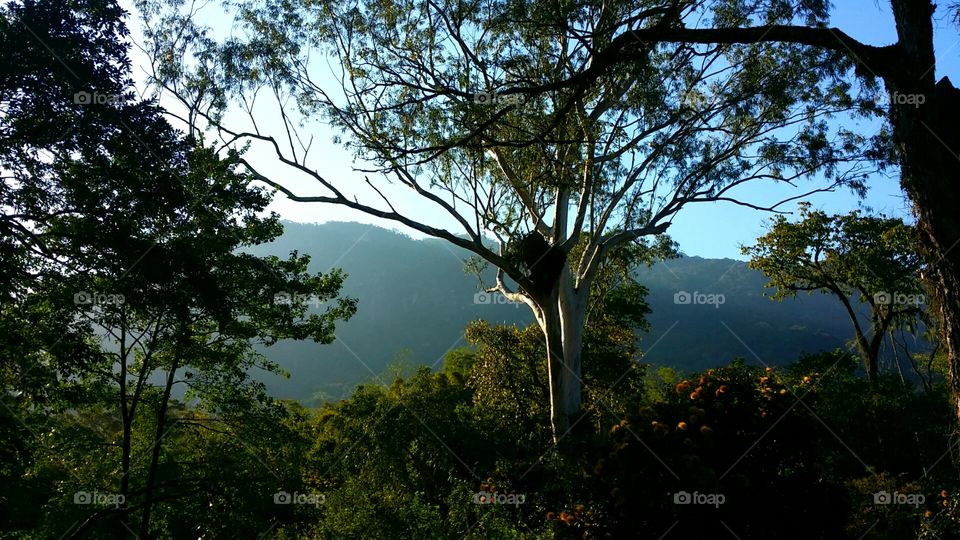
[{"left": 243, "top": 221, "right": 863, "bottom": 403}]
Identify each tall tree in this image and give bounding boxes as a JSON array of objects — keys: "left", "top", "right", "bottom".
[
  {"left": 0, "top": 1, "right": 356, "bottom": 536},
  {"left": 50, "top": 134, "right": 357, "bottom": 537},
  {"left": 744, "top": 204, "right": 925, "bottom": 386},
  {"left": 0, "top": 0, "right": 133, "bottom": 298},
  {"left": 487, "top": 0, "right": 960, "bottom": 425},
  {"left": 137, "top": 0, "right": 871, "bottom": 440}
]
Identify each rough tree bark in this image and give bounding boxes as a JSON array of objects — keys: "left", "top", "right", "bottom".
[{"left": 884, "top": 0, "right": 960, "bottom": 421}]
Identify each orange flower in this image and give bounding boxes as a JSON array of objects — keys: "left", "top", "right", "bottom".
[
  {"left": 802, "top": 376, "right": 812, "bottom": 384},
  {"left": 546, "top": 512, "right": 556, "bottom": 520},
  {"left": 689, "top": 391, "right": 700, "bottom": 400},
  {"left": 924, "top": 510, "right": 933, "bottom": 518},
  {"left": 677, "top": 421, "right": 688, "bottom": 431},
  {"left": 716, "top": 385, "right": 728, "bottom": 396},
  {"left": 941, "top": 490, "right": 949, "bottom": 498}
]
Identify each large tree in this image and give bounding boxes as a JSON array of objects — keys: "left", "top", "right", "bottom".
[
  {"left": 0, "top": 0, "right": 132, "bottom": 297},
  {"left": 137, "top": 0, "right": 873, "bottom": 440},
  {"left": 0, "top": 1, "right": 356, "bottom": 536},
  {"left": 482, "top": 0, "right": 960, "bottom": 425},
  {"left": 48, "top": 137, "right": 356, "bottom": 538}
]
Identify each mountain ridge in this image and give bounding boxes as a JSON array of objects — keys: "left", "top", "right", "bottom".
[{"left": 244, "top": 221, "right": 860, "bottom": 403}]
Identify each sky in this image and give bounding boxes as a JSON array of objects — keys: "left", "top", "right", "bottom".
[{"left": 120, "top": 1, "right": 960, "bottom": 260}]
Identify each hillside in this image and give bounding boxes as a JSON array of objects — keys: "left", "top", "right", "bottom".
[{"left": 242, "top": 221, "right": 865, "bottom": 403}]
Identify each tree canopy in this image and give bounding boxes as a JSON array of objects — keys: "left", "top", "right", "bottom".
[
  {"left": 3, "top": 0, "right": 958, "bottom": 538},
  {"left": 136, "top": 0, "right": 880, "bottom": 439},
  {"left": 745, "top": 205, "right": 926, "bottom": 385}
]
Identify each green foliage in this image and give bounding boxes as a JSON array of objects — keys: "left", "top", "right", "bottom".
[
  {"left": 305, "top": 369, "right": 488, "bottom": 539},
  {"left": 2, "top": 2, "right": 957, "bottom": 539},
  {"left": 222, "top": 346, "right": 957, "bottom": 539},
  {"left": 744, "top": 204, "right": 923, "bottom": 306},
  {"left": 441, "top": 347, "right": 475, "bottom": 383},
  {"left": 0, "top": 1, "right": 355, "bottom": 536},
  {"left": 465, "top": 321, "right": 550, "bottom": 442},
  {"left": 744, "top": 205, "right": 927, "bottom": 383}
]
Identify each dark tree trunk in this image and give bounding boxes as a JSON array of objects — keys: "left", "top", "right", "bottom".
[
  {"left": 138, "top": 329, "right": 184, "bottom": 539},
  {"left": 887, "top": 0, "right": 960, "bottom": 420},
  {"left": 852, "top": 329, "right": 880, "bottom": 388},
  {"left": 835, "top": 289, "right": 881, "bottom": 387},
  {"left": 118, "top": 324, "right": 132, "bottom": 539}
]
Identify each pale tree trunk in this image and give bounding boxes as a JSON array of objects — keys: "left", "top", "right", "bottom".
[
  {"left": 538, "top": 298, "right": 567, "bottom": 442},
  {"left": 558, "top": 271, "right": 586, "bottom": 432},
  {"left": 532, "top": 265, "right": 588, "bottom": 444}
]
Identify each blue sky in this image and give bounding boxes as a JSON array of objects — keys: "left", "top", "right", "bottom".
[{"left": 123, "top": 1, "right": 960, "bottom": 260}]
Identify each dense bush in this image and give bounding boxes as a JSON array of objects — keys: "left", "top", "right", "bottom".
[{"left": 279, "top": 343, "right": 957, "bottom": 539}]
